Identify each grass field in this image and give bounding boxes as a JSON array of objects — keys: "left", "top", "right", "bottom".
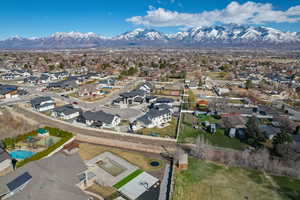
[
  {"left": 178, "top": 114, "right": 247, "bottom": 150},
  {"left": 138, "top": 117, "right": 178, "bottom": 138},
  {"left": 228, "top": 99, "right": 244, "bottom": 104},
  {"left": 113, "top": 169, "right": 144, "bottom": 189},
  {"left": 79, "top": 143, "right": 164, "bottom": 171},
  {"left": 172, "top": 157, "right": 300, "bottom": 200},
  {"left": 207, "top": 72, "right": 231, "bottom": 80}
]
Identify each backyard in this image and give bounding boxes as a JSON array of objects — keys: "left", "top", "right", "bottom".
[
  {"left": 178, "top": 113, "right": 247, "bottom": 150},
  {"left": 79, "top": 143, "right": 164, "bottom": 199},
  {"left": 79, "top": 143, "right": 165, "bottom": 172},
  {"left": 137, "top": 117, "right": 178, "bottom": 138},
  {"left": 1, "top": 127, "right": 73, "bottom": 167},
  {"left": 172, "top": 157, "right": 300, "bottom": 200}
]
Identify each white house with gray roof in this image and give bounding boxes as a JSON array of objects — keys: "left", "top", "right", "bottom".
[
  {"left": 51, "top": 104, "right": 82, "bottom": 120},
  {"left": 79, "top": 111, "right": 121, "bottom": 128},
  {"left": 30, "top": 96, "right": 55, "bottom": 112},
  {"left": 133, "top": 109, "right": 172, "bottom": 130}
]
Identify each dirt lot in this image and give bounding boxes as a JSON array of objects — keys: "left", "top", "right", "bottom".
[{"left": 0, "top": 107, "right": 39, "bottom": 140}]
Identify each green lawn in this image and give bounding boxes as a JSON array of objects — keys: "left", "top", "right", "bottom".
[
  {"left": 179, "top": 114, "right": 247, "bottom": 150},
  {"left": 272, "top": 175, "right": 300, "bottom": 200},
  {"left": 195, "top": 114, "right": 220, "bottom": 124},
  {"left": 172, "top": 157, "right": 300, "bottom": 200},
  {"left": 113, "top": 169, "right": 144, "bottom": 189},
  {"left": 228, "top": 99, "right": 244, "bottom": 104}
]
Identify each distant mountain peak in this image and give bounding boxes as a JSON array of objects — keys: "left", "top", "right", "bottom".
[
  {"left": 0, "top": 25, "right": 299, "bottom": 49},
  {"left": 116, "top": 28, "right": 167, "bottom": 41},
  {"left": 49, "top": 31, "right": 104, "bottom": 39}
]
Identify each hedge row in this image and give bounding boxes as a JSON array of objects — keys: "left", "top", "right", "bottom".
[
  {"left": 2, "top": 130, "right": 38, "bottom": 148},
  {"left": 14, "top": 127, "right": 73, "bottom": 168}
]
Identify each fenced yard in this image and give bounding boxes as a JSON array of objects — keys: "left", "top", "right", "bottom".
[
  {"left": 172, "top": 157, "right": 300, "bottom": 200},
  {"left": 178, "top": 113, "right": 247, "bottom": 150}
]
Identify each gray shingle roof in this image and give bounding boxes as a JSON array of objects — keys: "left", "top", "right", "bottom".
[
  {"left": 52, "top": 105, "right": 81, "bottom": 116},
  {"left": 30, "top": 96, "right": 53, "bottom": 107},
  {"left": 120, "top": 89, "right": 146, "bottom": 98},
  {"left": 0, "top": 85, "right": 18, "bottom": 95},
  {"left": 82, "top": 110, "right": 117, "bottom": 124},
  {"left": 0, "top": 153, "right": 88, "bottom": 200},
  {"left": 155, "top": 97, "right": 175, "bottom": 104},
  {"left": 136, "top": 109, "right": 171, "bottom": 125}
]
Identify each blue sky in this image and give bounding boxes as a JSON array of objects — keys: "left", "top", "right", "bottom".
[{"left": 1, "top": 0, "right": 300, "bottom": 39}]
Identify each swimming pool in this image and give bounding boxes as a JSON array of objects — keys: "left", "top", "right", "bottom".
[{"left": 9, "top": 150, "right": 35, "bottom": 160}]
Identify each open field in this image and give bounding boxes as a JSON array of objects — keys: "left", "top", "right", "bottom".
[
  {"left": 0, "top": 107, "right": 38, "bottom": 140},
  {"left": 79, "top": 143, "right": 165, "bottom": 172},
  {"left": 137, "top": 117, "right": 178, "bottom": 138},
  {"left": 179, "top": 114, "right": 247, "bottom": 150},
  {"left": 172, "top": 157, "right": 300, "bottom": 200},
  {"left": 207, "top": 72, "right": 232, "bottom": 80}
]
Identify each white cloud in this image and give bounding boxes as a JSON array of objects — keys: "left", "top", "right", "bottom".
[{"left": 126, "top": 1, "right": 300, "bottom": 27}]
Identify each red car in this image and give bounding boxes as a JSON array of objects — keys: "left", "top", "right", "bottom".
[{"left": 73, "top": 101, "right": 78, "bottom": 105}]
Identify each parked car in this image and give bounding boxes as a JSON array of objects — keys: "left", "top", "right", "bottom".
[{"left": 73, "top": 101, "right": 78, "bottom": 105}]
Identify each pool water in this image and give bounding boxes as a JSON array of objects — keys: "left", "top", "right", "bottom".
[{"left": 10, "top": 150, "right": 35, "bottom": 160}]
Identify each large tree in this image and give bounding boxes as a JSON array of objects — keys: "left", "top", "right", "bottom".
[{"left": 245, "top": 116, "right": 265, "bottom": 147}]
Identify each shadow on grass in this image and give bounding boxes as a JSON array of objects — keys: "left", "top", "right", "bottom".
[{"left": 272, "top": 175, "right": 300, "bottom": 200}]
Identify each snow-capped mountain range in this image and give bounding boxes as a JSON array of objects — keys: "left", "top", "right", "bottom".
[{"left": 1, "top": 24, "right": 300, "bottom": 49}]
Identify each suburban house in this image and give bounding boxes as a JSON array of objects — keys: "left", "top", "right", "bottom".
[
  {"left": 138, "top": 82, "right": 154, "bottom": 93},
  {"left": 78, "top": 111, "right": 121, "bottom": 128},
  {"left": 87, "top": 72, "right": 103, "bottom": 79},
  {"left": 11, "top": 69, "right": 31, "bottom": 77},
  {"left": 24, "top": 76, "right": 39, "bottom": 85},
  {"left": 146, "top": 96, "right": 157, "bottom": 103},
  {"left": 30, "top": 96, "right": 55, "bottom": 112},
  {"left": 98, "top": 78, "right": 116, "bottom": 88},
  {"left": 51, "top": 71, "right": 69, "bottom": 80},
  {"left": 0, "top": 153, "right": 89, "bottom": 200},
  {"left": 1, "top": 73, "right": 17, "bottom": 80},
  {"left": 152, "top": 103, "right": 174, "bottom": 113},
  {"left": 259, "top": 125, "right": 281, "bottom": 140},
  {"left": 133, "top": 109, "right": 172, "bottom": 130},
  {"left": 153, "top": 97, "right": 175, "bottom": 107},
  {"left": 114, "top": 89, "right": 147, "bottom": 105},
  {"left": 51, "top": 105, "right": 82, "bottom": 120},
  {"left": 0, "top": 147, "right": 11, "bottom": 174},
  {"left": 0, "top": 85, "right": 19, "bottom": 99},
  {"left": 48, "top": 79, "right": 77, "bottom": 90}
]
